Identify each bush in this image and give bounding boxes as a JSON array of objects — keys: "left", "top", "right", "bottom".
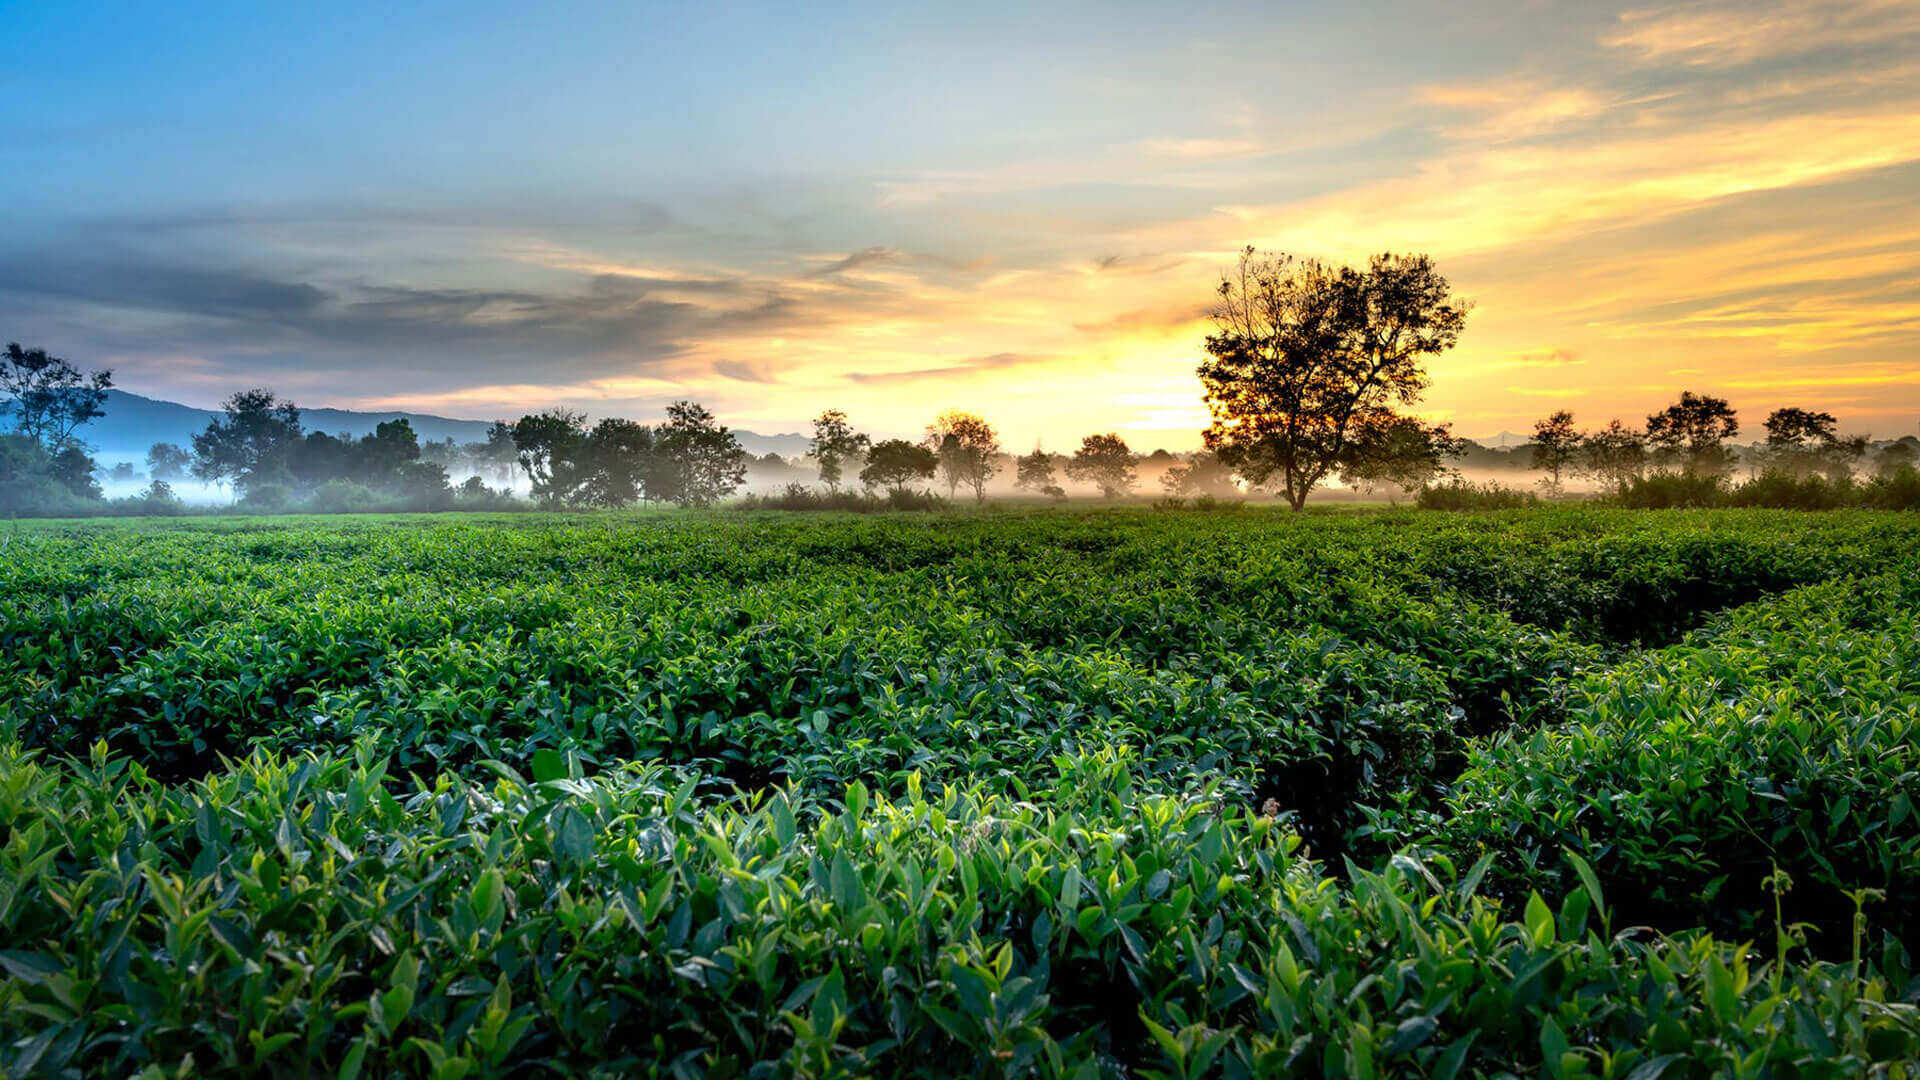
[
  {"left": 1865, "top": 465, "right": 1920, "bottom": 510},
  {"left": 237, "top": 482, "right": 294, "bottom": 512},
  {"left": 3, "top": 745, "right": 1916, "bottom": 1079},
  {"left": 1617, "top": 470, "right": 1726, "bottom": 508},
  {"left": 308, "top": 479, "right": 385, "bottom": 513},
  {"left": 1415, "top": 479, "right": 1537, "bottom": 510},
  {"left": 1727, "top": 469, "right": 1855, "bottom": 509}
]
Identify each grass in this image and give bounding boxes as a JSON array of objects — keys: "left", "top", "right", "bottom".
[{"left": 3, "top": 507, "right": 1919, "bottom": 1077}]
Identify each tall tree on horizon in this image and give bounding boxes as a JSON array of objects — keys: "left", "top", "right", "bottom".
[
  {"left": 1529, "top": 410, "right": 1579, "bottom": 494},
  {"left": 1198, "top": 248, "right": 1468, "bottom": 510},
  {"left": 808, "top": 409, "right": 869, "bottom": 493},
  {"left": 1, "top": 342, "right": 112, "bottom": 453},
  {"left": 191, "top": 389, "right": 304, "bottom": 496},
  {"left": 1646, "top": 391, "right": 1739, "bottom": 476},
  {"left": 1065, "top": 433, "right": 1137, "bottom": 498},
  {"left": 653, "top": 400, "right": 747, "bottom": 507},
  {"left": 924, "top": 409, "right": 1000, "bottom": 503}
]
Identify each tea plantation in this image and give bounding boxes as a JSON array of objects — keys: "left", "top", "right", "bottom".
[{"left": 3, "top": 508, "right": 1918, "bottom": 1078}]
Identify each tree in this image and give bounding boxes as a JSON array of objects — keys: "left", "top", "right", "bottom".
[
  {"left": 1529, "top": 410, "right": 1579, "bottom": 494},
  {"left": 511, "top": 410, "right": 591, "bottom": 505},
  {"left": 191, "top": 389, "right": 304, "bottom": 496},
  {"left": 1339, "top": 416, "right": 1461, "bottom": 499},
  {"left": 146, "top": 442, "right": 191, "bottom": 480},
  {"left": 2, "top": 342, "right": 113, "bottom": 452},
  {"left": 583, "top": 417, "right": 655, "bottom": 506},
  {"left": 1014, "top": 449, "right": 1057, "bottom": 493},
  {"left": 1762, "top": 407, "right": 1864, "bottom": 481},
  {"left": 860, "top": 439, "right": 938, "bottom": 495},
  {"left": 1066, "top": 433, "right": 1137, "bottom": 498},
  {"left": 354, "top": 419, "right": 423, "bottom": 483},
  {"left": 1577, "top": 420, "right": 1647, "bottom": 492},
  {"left": 464, "top": 421, "right": 520, "bottom": 485},
  {"left": 808, "top": 409, "right": 869, "bottom": 493},
  {"left": 1646, "top": 391, "right": 1738, "bottom": 476},
  {"left": 1199, "top": 248, "right": 1468, "bottom": 510},
  {"left": 924, "top": 410, "right": 1001, "bottom": 503},
  {"left": 653, "top": 401, "right": 746, "bottom": 507},
  {"left": 1160, "top": 452, "right": 1239, "bottom": 497},
  {"left": 1874, "top": 436, "right": 1919, "bottom": 477}
]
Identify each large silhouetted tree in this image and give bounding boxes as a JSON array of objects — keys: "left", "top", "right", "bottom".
[
  {"left": 1762, "top": 407, "right": 1864, "bottom": 480},
  {"left": 583, "top": 418, "right": 655, "bottom": 506},
  {"left": 1646, "top": 391, "right": 1739, "bottom": 476},
  {"left": 1577, "top": 420, "right": 1647, "bottom": 492},
  {"left": 511, "top": 409, "right": 592, "bottom": 505},
  {"left": 1199, "top": 248, "right": 1468, "bottom": 509}
]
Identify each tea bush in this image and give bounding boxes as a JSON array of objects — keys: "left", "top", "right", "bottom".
[{"left": 4, "top": 507, "right": 1920, "bottom": 1076}]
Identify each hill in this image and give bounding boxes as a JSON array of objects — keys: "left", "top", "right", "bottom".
[{"left": 82, "top": 390, "right": 813, "bottom": 461}]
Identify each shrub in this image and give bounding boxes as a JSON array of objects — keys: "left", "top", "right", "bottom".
[
  {"left": 1617, "top": 470, "right": 1726, "bottom": 508},
  {"left": 308, "top": 479, "right": 385, "bottom": 513},
  {"left": 1415, "top": 479, "right": 1537, "bottom": 510},
  {"left": 1727, "top": 469, "right": 1855, "bottom": 509},
  {"left": 1864, "top": 465, "right": 1920, "bottom": 510}
]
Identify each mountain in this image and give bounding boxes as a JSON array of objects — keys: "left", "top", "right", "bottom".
[
  {"left": 81, "top": 390, "right": 813, "bottom": 462},
  {"left": 1471, "top": 430, "right": 1532, "bottom": 449}
]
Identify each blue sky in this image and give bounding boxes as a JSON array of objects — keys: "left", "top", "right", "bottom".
[{"left": 6, "top": 0, "right": 1919, "bottom": 444}]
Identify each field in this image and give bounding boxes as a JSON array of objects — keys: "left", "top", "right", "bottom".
[{"left": 3, "top": 507, "right": 1919, "bottom": 1078}]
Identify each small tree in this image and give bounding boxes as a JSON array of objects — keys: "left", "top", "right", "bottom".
[
  {"left": 1762, "top": 407, "right": 1864, "bottom": 481},
  {"left": 192, "top": 389, "right": 304, "bottom": 496},
  {"left": 924, "top": 410, "right": 1000, "bottom": 503},
  {"left": 808, "top": 409, "right": 869, "bottom": 493},
  {"left": 146, "top": 442, "right": 192, "bottom": 480},
  {"left": 511, "top": 409, "right": 591, "bottom": 505},
  {"left": 1529, "top": 410, "right": 1579, "bottom": 494},
  {"left": 1, "top": 342, "right": 113, "bottom": 452},
  {"left": 1014, "top": 449, "right": 1057, "bottom": 494},
  {"left": 653, "top": 401, "right": 746, "bottom": 507},
  {"left": 1873, "top": 437, "right": 1919, "bottom": 477},
  {"left": 1199, "top": 248, "right": 1468, "bottom": 509},
  {"left": 1577, "top": 420, "right": 1647, "bottom": 492},
  {"left": 1646, "top": 391, "right": 1738, "bottom": 476},
  {"left": 860, "top": 439, "right": 938, "bottom": 495},
  {"left": 1066, "top": 433, "right": 1137, "bottom": 498},
  {"left": 583, "top": 417, "right": 655, "bottom": 506},
  {"left": 1161, "top": 452, "right": 1239, "bottom": 497}
]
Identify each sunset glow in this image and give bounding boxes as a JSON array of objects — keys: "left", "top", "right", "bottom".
[{"left": 7, "top": 0, "right": 1918, "bottom": 444}]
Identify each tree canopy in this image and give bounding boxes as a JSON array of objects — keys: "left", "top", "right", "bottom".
[{"left": 1199, "top": 249, "right": 1467, "bottom": 509}]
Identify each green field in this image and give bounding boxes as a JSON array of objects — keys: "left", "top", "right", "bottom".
[{"left": 4, "top": 508, "right": 1919, "bottom": 1077}]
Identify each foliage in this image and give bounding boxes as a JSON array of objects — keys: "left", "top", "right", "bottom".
[
  {"left": 1616, "top": 470, "right": 1727, "bottom": 509},
  {"left": 145, "top": 442, "right": 192, "bottom": 480},
  {"left": 1199, "top": 248, "right": 1467, "bottom": 510},
  {"left": 1065, "top": 433, "right": 1137, "bottom": 498},
  {"left": 6, "top": 509, "right": 1920, "bottom": 1075},
  {"left": 1013, "top": 449, "right": 1058, "bottom": 493},
  {"left": 860, "top": 439, "right": 939, "bottom": 495},
  {"left": 809, "top": 409, "right": 870, "bottom": 493},
  {"left": 652, "top": 400, "right": 748, "bottom": 507},
  {"left": 1576, "top": 420, "right": 1647, "bottom": 492},
  {"left": 1339, "top": 417, "right": 1460, "bottom": 500},
  {"left": 0, "top": 341, "right": 112, "bottom": 452},
  {"left": 1646, "top": 392, "right": 1739, "bottom": 477},
  {"left": 1414, "top": 479, "right": 1537, "bottom": 510},
  {"left": 1530, "top": 410, "right": 1578, "bottom": 494},
  {"left": 924, "top": 410, "right": 1001, "bottom": 503}
]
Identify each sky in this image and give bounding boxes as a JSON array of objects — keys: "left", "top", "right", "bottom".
[{"left": 5, "top": 0, "right": 1918, "bottom": 446}]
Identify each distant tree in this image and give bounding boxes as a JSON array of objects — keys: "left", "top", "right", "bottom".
[
  {"left": 465, "top": 421, "right": 520, "bottom": 485},
  {"left": 1646, "top": 391, "right": 1738, "bottom": 476},
  {"left": 808, "top": 409, "right": 869, "bottom": 493},
  {"left": 1199, "top": 248, "right": 1468, "bottom": 509},
  {"left": 48, "top": 445, "right": 101, "bottom": 500},
  {"left": 353, "top": 418, "right": 423, "bottom": 484},
  {"left": 1066, "top": 433, "right": 1138, "bottom": 498},
  {"left": 653, "top": 401, "right": 746, "bottom": 507},
  {"left": 1874, "top": 436, "right": 1919, "bottom": 477},
  {"left": 1577, "top": 420, "right": 1648, "bottom": 492},
  {"left": 191, "top": 389, "right": 304, "bottom": 495},
  {"left": 860, "top": 439, "right": 938, "bottom": 495},
  {"left": 1340, "top": 416, "right": 1461, "bottom": 500},
  {"left": 1762, "top": 407, "right": 1864, "bottom": 481},
  {"left": 145, "top": 441, "right": 191, "bottom": 480},
  {"left": 924, "top": 410, "right": 1000, "bottom": 502},
  {"left": 1013, "top": 448, "right": 1058, "bottom": 493},
  {"left": 1, "top": 342, "right": 113, "bottom": 452},
  {"left": 108, "top": 461, "right": 138, "bottom": 481},
  {"left": 583, "top": 417, "right": 655, "bottom": 506},
  {"left": 1160, "top": 451, "right": 1239, "bottom": 497},
  {"left": 1529, "top": 410, "right": 1579, "bottom": 494},
  {"left": 511, "top": 409, "right": 591, "bottom": 505},
  {"left": 290, "top": 431, "right": 352, "bottom": 488}
]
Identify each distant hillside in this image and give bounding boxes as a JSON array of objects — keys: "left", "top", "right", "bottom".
[{"left": 82, "top": 390, "right": 812, "bottom": 461}]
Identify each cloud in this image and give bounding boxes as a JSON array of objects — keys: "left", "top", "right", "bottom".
[
  {"left": 806, "top": 246, "right": 898, "bottom": 277},
  {"left": 845, "top": 352, "right": 1059, "bottom": 386},
  {"left": 1603, "top": 0, "right": 1920, "bottom": 68}
]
